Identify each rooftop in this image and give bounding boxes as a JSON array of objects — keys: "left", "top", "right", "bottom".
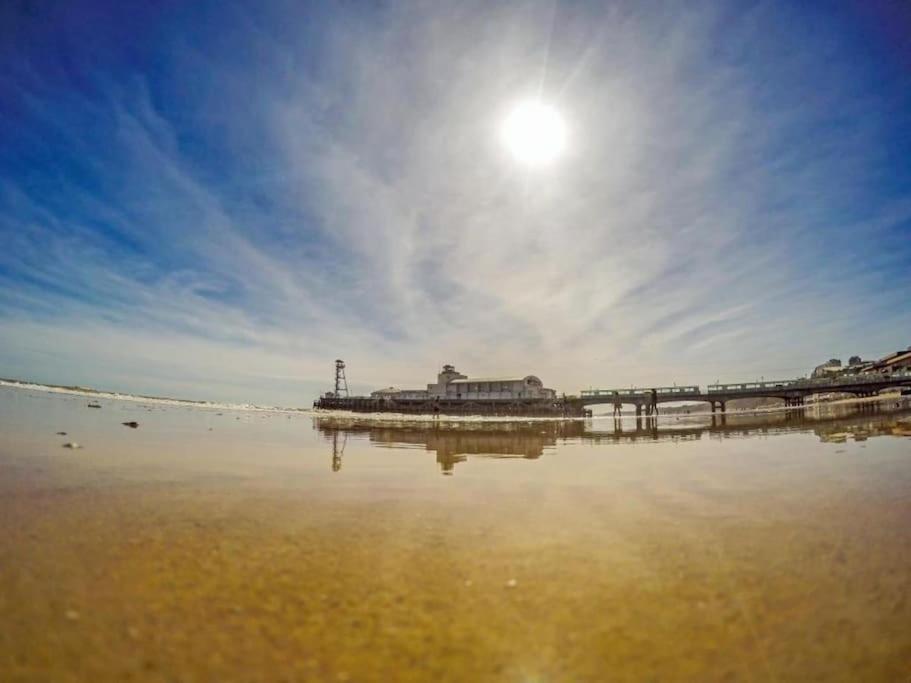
[{"left": 877, "top": 349, "right": 911, "bottom": 365}]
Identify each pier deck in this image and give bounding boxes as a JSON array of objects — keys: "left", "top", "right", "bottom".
[{"left": 315, "top": 372, "right": 911, "bottom": 417}]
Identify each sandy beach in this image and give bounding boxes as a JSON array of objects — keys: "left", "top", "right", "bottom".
[{"left": 1, "top": 386, "right": 910, "bottom": 682}]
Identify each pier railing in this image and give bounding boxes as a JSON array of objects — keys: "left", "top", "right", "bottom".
[
  {"left": 581, "top": 386, "right": 700, "bottom": 398},
  {"left": 707, "top": 371, "right": 911, "bottom": 394},
  {"left": 706, "top": 379, "right": 804, "bottom": 393},
  {"left": 582, "top": 371, "right": 911, "bottom": 398}
]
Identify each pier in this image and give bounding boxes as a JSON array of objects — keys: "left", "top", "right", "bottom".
[
  {"left": 314, "top": 359, "right": 911, "bottom": 417},
  {"left": 314, "top": 395, "right": 581, "bottom": 416},
  {"left": 575, "top": 371, "right": 911, "bottom": 414}
]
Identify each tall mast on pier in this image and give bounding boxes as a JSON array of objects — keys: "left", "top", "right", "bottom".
[{"left": 334, "top": 359, "right": 349, "bottom": 397}]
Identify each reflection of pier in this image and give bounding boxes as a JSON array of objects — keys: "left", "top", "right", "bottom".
[
  {"left": 317, "top": 429, "right": 347, "bottom": 471},
  {"left": 313, "top": 401, "right": 911, "bottom": 474},
  {"left": 384, "top": 427, "right": 556, "bottom": 474},
  {"left": 315, "top": 421, "right": 581, "bottom": 474},
  {"left": 589, "top": 403, "right": 900, "bottom": 443}
]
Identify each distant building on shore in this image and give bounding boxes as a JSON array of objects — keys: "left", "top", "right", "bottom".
[
  {"left": 812, "top": 356, "right": 875, "bottom": 378},
  {"left": 371, "top": 364, "right": 556, "bottom": 401},
  {"left": 866, "top": 346, "right": 911, "bottom": 376},
  {"left": 811, "top": 346, "right": 911, "bottom": 379},
  {"left": 811, "top": 358, "right": 844, "bottom": 379}
]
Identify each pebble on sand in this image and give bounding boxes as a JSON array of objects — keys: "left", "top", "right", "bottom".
[
  {"left": 62, "top": 442, "right": 82, "bottom": 449},
  {"left": 56, "top": 431, "right": 67, "bottom": 435},
  {"left": 505, "top": 579, "right": 518, "bottom": 588},
  {"left": 65, "top": 609, "right": 80, "bottom": 621},
  {"left": 122, "top": 421, "right": 139, "bottom": 428}
]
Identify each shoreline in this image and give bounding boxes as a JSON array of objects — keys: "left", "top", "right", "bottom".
[
  {"left": 0, "top": 378, "right": 304, "bottom": 414},
  {"left": 2, "top": 377, "right": 906, "bottom": 425}
]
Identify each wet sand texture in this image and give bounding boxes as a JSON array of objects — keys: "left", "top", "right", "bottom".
[{"left": 1, "top": 388, "right": 910, "bottom": 681}]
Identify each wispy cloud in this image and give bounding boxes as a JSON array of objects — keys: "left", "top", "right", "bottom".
[{"left": 1, "top": 1, "right": 909, "bottom": 403}]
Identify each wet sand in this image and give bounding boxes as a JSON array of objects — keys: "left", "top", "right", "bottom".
[{"left": 1, "top": 388, "right": 910, "bottom": 681}]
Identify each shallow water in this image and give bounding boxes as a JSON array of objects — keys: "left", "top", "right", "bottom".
[{"left": 1, "top": 387, "right": 910, "bottom": 682}]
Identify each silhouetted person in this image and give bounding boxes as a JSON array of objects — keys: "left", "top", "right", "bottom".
[{"left": 651, "top": 388, "right": 659, "bottom": 416}]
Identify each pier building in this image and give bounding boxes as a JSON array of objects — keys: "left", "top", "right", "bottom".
[
  {"left": 436, "top": 366, "right": 555, "bottom": 400},
  {"left": 317, "top": 363, "right": 566, "bottom": 415},
  {"left": 374, "top": 365, "right": 556, "bottom": 401}
]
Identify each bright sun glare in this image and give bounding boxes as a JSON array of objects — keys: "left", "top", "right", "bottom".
[{"left": 501, "top": 100, "right": 568, "bottom": 166}]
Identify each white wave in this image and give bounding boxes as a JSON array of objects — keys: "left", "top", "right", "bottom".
[{"left": 0, "top": 379, "right": 310, "bottom": 414}]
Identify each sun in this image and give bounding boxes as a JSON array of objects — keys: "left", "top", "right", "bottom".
[{"left": 501, "top": 100, "right": 568, "bottom": 166}]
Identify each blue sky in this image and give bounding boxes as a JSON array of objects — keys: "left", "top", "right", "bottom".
[{"left": 1, "top": 0, "right": 910, "bottom": 405}]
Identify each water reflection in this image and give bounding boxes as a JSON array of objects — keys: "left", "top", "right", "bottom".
[
  {"left": 319, "top": 421, "right": 578, "bottom": 473},
  {"left": 314, "top": 401, "right": 911, "bottom": 474},
  {"left": 328, "top": 430, "right": 346, "bottom": 471}
]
